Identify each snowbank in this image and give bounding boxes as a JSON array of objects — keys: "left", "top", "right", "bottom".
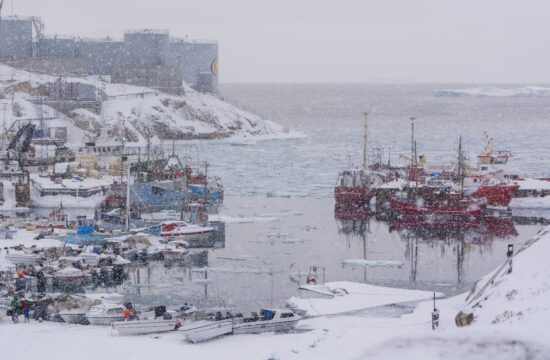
[{"left": 433, "top": 85, "right": 550, "bottom": 97}]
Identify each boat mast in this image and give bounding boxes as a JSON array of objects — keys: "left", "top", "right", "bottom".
[
  {"left": 362, "top": 112, "right": 369, "bottom": 173},
  {"left": 410, "top": 117, "right": 416, "bottom": 171},
  {"left": 409, "top": 117, "right": 416, "bottom": 184},
  {"left": 458, "top": 136, "right": 464, "bottom": 195}
]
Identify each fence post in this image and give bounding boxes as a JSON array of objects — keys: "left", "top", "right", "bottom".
[
  {"left": 507, "top": 244, "right": 514, "bottom": 274},
  {"left": 431, "top": 292, "right": 439, "bottom": 330}
]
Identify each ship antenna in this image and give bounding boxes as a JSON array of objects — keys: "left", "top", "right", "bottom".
[{"left": 362, "top": 112, "right": 369, "bottom": 173}]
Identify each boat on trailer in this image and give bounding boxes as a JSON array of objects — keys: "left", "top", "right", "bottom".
[{"left": 232, "top": 308, "right": 301, "bottom": 335}]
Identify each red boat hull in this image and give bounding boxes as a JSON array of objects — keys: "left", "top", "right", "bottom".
[
  {"left": 389, "top": 216, "right": 482, "bottom": 231},
  {"left": 334, "top": 186, "right": 376, "bottom": 204},
  {"left": 389, "top": 198, "right": 484, "bottom": 216},
  {"left": 472, "top": 184, "right": 518, "bottom": 207}
]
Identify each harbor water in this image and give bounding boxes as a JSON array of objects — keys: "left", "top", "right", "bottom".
[{"left": 92, "top": 84, "right": 550, "bottom": 311}]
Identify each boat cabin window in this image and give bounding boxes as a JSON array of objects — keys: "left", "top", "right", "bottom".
[
  {"left": 152, "top": 186, "right": 165, "bottom": 196},
  {"left": 280, "top": 312, "right": 295, "bottom": 318},
  {"left": 107, "top": 308, "right": 124, "bottom": 314},
  {"left": 260, "top": 309, "right": 276, "bottom": 321}
]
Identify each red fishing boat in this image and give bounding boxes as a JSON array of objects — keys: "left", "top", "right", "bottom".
[
  {"left": 335, "top": 170, "right": 380, "bottom": 203},
  {"left": 389, "top": 196, "right": 485, "bottom": 217},
  {"left": 469, "top": 180, "right": 518, "bottom": 207},
  {"left": 334, "top": 113, "right": 383, "bottom": 205},
  {"left": 463, "top": 134, "right": 519, "bottom": 206}
]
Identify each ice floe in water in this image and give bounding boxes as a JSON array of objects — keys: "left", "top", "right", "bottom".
[
  {"left": 433, "top": 85, "right": 550, "bottom": 97},
  {"left": 342, "top": 259, "right": 404, "bottom": 268},
  {"left": 208, "top": 215, "right": 280, "bottom": 223}
]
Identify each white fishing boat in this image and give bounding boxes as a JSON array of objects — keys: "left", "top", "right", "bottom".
[
  {"left": 162, "top": 240, "right": 190, "bottom": 262},
  {"left": 141, "top": 210, "right": 180, "bottom": 222},
  {"left": 5, "top": 253, "right": 44, "bottom": 266},
  {"left": 160, "top": 221, "right": 214, "bottom": 242},
  {"left": 232, "top": 308, "right": 301, "bottom": 335},
  {"left": 181, "top": 319, "right": 233, "bottom": 343},
  {"left": 59, "top": 309, "right": 88, "bottom": 324},
  {"left": 112, "top": 318, "right": 179, "bottom": 335},
  {"left": 85, "top": 304, "right": 126, "bottom": 326}
]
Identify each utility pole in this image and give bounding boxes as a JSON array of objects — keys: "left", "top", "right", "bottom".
[{"left": 203, "top": 161, "right": 208, "bottom": 204}]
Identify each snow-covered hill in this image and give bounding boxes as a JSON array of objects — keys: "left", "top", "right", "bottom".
[{"left": 0, "top": 63, "right": 288, "bottom": 146}]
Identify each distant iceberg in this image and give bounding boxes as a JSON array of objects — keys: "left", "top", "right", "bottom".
[{"left": 433, "top": 85, "right": 550, "bottom": 97}]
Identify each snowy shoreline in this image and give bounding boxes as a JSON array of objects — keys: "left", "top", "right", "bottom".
[{"left": 1, "top": 224, "right": 550, "bottom": 359}]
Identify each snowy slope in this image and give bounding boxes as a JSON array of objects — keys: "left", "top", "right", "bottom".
[{"left": 0, "top": 63, "right": 288, "bottom": 145}]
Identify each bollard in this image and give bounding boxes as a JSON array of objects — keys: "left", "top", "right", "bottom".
[
  {"left": 431, "top": 292, "right": 439, "bottom": 330},
  {"left": 507, "top": 244, "right": 514, "bottom": 274}
]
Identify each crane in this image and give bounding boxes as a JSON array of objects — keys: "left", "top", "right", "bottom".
[{"left": 7, "top": 122, "right": 35, "bottom": 167}]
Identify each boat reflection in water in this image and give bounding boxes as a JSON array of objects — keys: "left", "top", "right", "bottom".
[
  {"left": 335, "top": 201, "right": 519, "bottom": 286},
  {"left": 388, "top": 215, "right": 518, "bottom": 284},
  {"left": 334, "top": 203, "right": 372, "bottom": 236}
]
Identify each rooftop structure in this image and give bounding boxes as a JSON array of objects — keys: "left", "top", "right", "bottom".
[{"left": 0, "top": 16, "right": 218, "bottom": 93}]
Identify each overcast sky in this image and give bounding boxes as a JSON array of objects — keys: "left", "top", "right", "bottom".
[{"left": 6, "top": 0, "right": 550, "bottom": 83}]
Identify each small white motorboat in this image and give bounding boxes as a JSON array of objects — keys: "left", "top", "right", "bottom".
[
  {"left": 59, "top": 309, "right": 89, "bottom": 324},
  {"left": 175, "top": 305, "right": 197, "bottom": 318},
  {"left": 85, "top": 304, "right": 126, "bottom": 326},
  {"left": 78, "top": 252, "right": 100, "bottom": 266},
  {"left": 112, "top": 318, "right": 179, "bottom": 335},
  {"left": 162, "top": 240, "right": 190, "bottom": 262},
  {"left": 180, "top": 319, "right": 233, "bottom": 343},
  {"left": 160, "top": 221, "right": 214, "bottom": 242},
  {"left": 232, "top": 308, "right": 301, "bottom": 335},
  {"left": 5, "top": 253, "right": 44, "bottom": 266},
  {"left": 54, "top": 267, "right": 86, "bottom": 280}
]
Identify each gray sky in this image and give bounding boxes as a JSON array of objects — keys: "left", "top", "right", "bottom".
[{"left": 6, "top": 0, "right": 550, "bottom": 83}]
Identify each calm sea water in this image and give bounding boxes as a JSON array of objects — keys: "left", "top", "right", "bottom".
[{"left": 104, "top": 84, "right": 550, "bottom": 311}]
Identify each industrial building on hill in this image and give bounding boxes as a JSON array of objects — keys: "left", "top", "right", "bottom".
[{"left": 0, "top": 16, "right": 218, "bottom": 93}]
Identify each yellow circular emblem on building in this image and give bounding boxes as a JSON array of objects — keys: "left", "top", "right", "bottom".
[{"left": 211, "top": 58, "right": 218, "bottom": 77}]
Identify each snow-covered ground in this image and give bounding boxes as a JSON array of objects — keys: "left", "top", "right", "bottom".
[
  {"left": 0, "top": 63, "right": 294, "bottom": 146},
  {"left": 1, "top": 225, "right": 550, "bottom": 359}
]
